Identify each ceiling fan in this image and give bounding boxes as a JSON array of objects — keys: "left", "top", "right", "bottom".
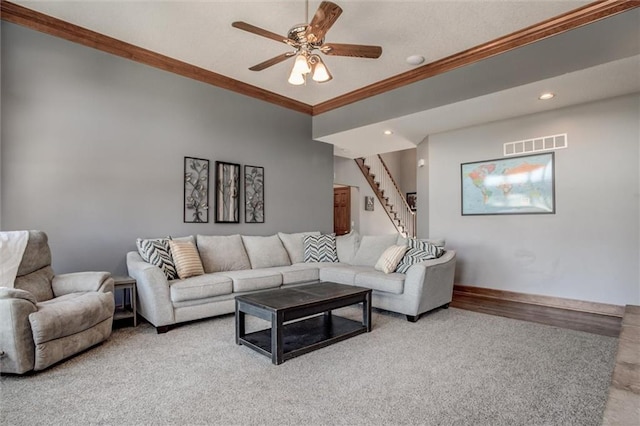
[{"left": 232, "top": 1, "right": 382, "bottom": 85}]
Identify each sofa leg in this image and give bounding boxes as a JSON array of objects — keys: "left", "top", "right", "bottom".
[
  {"left": 443, "top": 303, "right": 450, "bottom": 309},
  {"left": 156, "top": 325, "right": 170, "bottom": 334},
  {"left": 406, "top": 315, "right": 419, "bottom": 323}
]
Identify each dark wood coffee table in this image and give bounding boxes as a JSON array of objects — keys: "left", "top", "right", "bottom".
[{"left": 235, "top": 282, "right": 372, "bottom": 365}]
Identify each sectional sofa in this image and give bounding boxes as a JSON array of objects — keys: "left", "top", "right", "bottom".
[{"left": 126, "top": 232, "right": 456, "bottom": 333}]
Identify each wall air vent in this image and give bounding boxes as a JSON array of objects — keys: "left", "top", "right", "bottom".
[{"left": 504, "top": 133, "right": 568, "bottom": 156}]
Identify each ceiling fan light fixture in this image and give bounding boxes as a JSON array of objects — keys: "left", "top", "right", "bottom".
[
  {"left": 233, "top": 2, "right": 382, "bottom": 86},
  {"left": 311, "top": 55, "right": 332, "bottom": 83},
  {"left": 291, "top": 53, "right": 311, "bottom": 74},
  {"left": 287, "top": 69, "right": 306, "bottom": 86}
]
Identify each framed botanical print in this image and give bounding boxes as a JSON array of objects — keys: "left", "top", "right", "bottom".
[
  {"left": 215, "top": 161, "right": 241, "bottom": 223},
  {"left": 244, "top": 165, "right": 264, "bottom": 223}
]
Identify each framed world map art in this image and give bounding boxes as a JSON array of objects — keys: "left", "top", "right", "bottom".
[{"left": 461, "top": 152, "right": 555, "bottom": 215}]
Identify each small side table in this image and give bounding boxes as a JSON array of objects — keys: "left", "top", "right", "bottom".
[{"left": 113, "top": 276, "right": 137, "bottom": 327}]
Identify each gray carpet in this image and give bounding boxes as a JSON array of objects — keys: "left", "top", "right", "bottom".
[{"left": 1, "top": 307, "right": 617, "bottom": 425}]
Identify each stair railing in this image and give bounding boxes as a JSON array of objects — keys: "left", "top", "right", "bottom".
[{"left": 355, "top": 155, "right": 416, "bottom": 237}]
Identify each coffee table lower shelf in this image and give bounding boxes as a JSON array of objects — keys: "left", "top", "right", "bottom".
[{"left": 239, "top": 314, "right": 366, "bottom": 363}]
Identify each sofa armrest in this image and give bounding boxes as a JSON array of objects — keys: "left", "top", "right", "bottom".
[
  {"left": 126, "top": 251, "right": 174, "bottom": 327},
  {"left": 403, "top": 250, "right": 456, "bottom": 315},
  {"left": 52, "top": 272, "right": 114, "bottom": 297},
  {"left": 0, "top": 289, "right": 38, "bottom": 374}
]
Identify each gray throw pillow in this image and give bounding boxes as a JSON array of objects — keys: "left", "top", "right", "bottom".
[
  {"left": 336, "top": 231, "right": 360, "bottom": 264},
  {"left": 242, "top": 235, "right": 291, "bottom": 269},
  {"left": 352, "top": 234, "right": 399, "bottom": 267},
  {"left": 196, "top": 234, "right": 251, "bottom": 273}
]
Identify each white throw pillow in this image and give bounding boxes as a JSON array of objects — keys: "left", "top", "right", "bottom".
[{"left": 375, "top": 245, "right": 408, "bottom": 274}]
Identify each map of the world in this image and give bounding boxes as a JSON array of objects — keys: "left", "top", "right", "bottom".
[{"left": 461, "top": 153, "right": 555, "bottom": 215}]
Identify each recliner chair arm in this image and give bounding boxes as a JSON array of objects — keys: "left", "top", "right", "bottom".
[
  {"left": 0, "top": 287, "right": 38, "bottom": 304},
  {"left": 52, "top": 272, "right": 114, "bottom": 297},
  {"left": 0, "top": 288, "right": 38, "bottom": 374},
  {"left": 0, "top": 287, "right": 38, "bottom": 306}
]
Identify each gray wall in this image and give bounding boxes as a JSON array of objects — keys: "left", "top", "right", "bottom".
[
  {"left": 1, "top": 23, "right": 333, "bottom": 275},
  {"left": 424, "top": 94, "right": 640, "bottom": 306},
  {"left": 380, "top": 148, "right": 417, "bottom": 195}
]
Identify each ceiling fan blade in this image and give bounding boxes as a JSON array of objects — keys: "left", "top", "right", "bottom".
[
  {"left": 232, "top": 21, "right": 289, "bottom": 44},
  {"left": 248, "top": 52, "right": 296, "bottom": 71},
  {"left": 306, "top": 1, "right": 343, "bottom": 43},
  {"left": 321, "top": 43, "right": 382, "bottom": 58}
]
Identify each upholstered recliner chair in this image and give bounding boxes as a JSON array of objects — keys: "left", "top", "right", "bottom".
[{"left": 0, "top": 231, "right": 115, "bottom": 374}]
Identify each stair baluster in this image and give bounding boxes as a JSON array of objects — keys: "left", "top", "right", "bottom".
[{"left": 355, "top": 155, "right": 416, "bottom": 238}]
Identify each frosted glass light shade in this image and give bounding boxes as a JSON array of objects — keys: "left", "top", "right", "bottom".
[
  {"left": 288, "top": 71, "right": 305, "bottom": 85},
  {"left": 311, "top": 57, "right": 332, "bottom": 83},
  {"left": 291, "top": 54, "right": 311, "bottom": 74}
]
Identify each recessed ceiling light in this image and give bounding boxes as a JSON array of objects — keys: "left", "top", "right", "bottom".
[
  {"left": 384, "top": 130, "right": 393, "bottom": 135},
  {"left": 406, "top": 55, "right": 425, "bottom": 66},
  {"left": 539, "top": 92, "right": 555, "bottom": 100}
]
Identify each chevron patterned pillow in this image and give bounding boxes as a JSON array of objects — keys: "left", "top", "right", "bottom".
[
  {"left": 136, "top": 238, "right": 178, "bottom": 280},
  {"left": 395, "top": 239, "right": 444, "bottom": 274},
  {"left": 303, "top": 234, "right": 338, "bottom": 263}
]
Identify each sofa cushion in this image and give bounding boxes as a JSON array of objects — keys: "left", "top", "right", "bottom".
[
  {"left": 355, "top": 271, "right": 405, "bottom": 295},
  {"left": 268, "top": 264, "right": 320, "bottom": 285},
  {"left": 30, "top": 292, "right": 114, "bottom": 344},
  {"left": 352, "top": 234, "right": 398, "bottom": 267},
  {"left": 375, "top": 245, "right": 408, "bottom": 274},
  {"left": 396, "top": 239, "right": 444, "bottom": 273},
  {"left": 319, "top": 265, "right": 373, "bottom": 285},
  {"left": 303, "top": 234, "right": 338, "bottom": 263},
  {"left": 169, "top": 274, "right": 232, "bottom": 303},
  {"left": 336, "top": 231, "right": 360, "bottom": 264},
  {"left": 221, "top": 269, "right": 283, "bottom": 293},
  {"left": 278, "top": 231, "right": 320, "bottom": 264},
  {"left": 196, "top": 234, "right": 251, "bottom": 273},
  {"left": 242, "top": 235, "right": 291, "bottom": 269},
  {"left": 136, "top": 238, "right": 178, "bottom": 280},
  {"left": 168, "top": 239, "right": 204, "bottom": 279}
]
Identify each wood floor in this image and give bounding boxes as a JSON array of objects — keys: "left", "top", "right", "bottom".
[{"left": 451, "top": 292, "right": 622, "bottom": 337}]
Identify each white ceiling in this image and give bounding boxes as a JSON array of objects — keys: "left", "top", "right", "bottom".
[
  {"left": 12, "top": 1, "right": 640, "bottom": 158},
  {"left": 17, "top": 0, "right": 590, "bottom": 106}
]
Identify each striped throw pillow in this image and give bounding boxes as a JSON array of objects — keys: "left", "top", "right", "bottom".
[
  {"left": 395, "top": 239, "right": 444, "bottom": 273},
  {"left": 375, "top": 245, "right": 408, "bottom": 274},
  {"left": 136, "top": 238, "right": 178, "bottom": 280},
  {"left": 168, "top": 239, "right": 204, "bottom": 279},
  {"left": 303, "top": 234, "right": 338, "bottom": 263}
]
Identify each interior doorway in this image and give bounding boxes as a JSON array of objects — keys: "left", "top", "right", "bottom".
[{"left": 333, "top": 186, "right": 351, "bottom": 235}]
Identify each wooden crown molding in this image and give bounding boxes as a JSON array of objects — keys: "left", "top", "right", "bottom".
[
  {"left": 312, "top": 0, "right": 640, "bottom": 115},
  {"left": 2, "top": 1, "right": 638, "bottom": 117},
  {"left": 0, "top": 1, "right": 313, "bottom": 115}
]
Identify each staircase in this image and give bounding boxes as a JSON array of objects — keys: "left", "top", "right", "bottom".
[{"left": 355, "top": 155, "right": 416, "bottom": 237}]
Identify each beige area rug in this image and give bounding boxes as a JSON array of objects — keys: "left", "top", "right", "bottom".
[{"left": 1, "top": 307, "right": 617, "bottom": 425}]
